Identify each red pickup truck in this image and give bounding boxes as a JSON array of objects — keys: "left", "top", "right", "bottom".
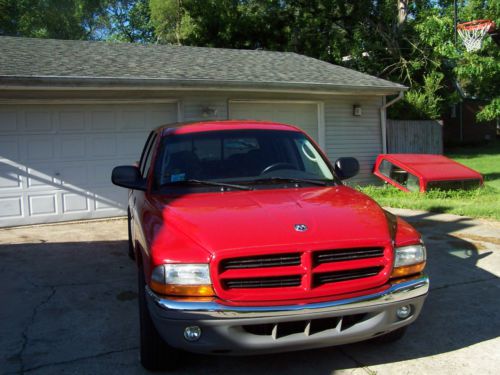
[{"left": 112, "top": 121, "right": 429, "bottom": 371}]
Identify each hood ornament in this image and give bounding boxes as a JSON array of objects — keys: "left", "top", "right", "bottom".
[{"left": 294, "top": 224, "right": 308, "bottom": 232}]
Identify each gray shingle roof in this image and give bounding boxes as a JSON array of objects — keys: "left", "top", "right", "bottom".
[{"left": 0, "top": 36, "right": 405, "bottom": 92}]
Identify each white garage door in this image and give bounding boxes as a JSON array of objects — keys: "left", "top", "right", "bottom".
[
  {"left": 0, "top": 102, "right": 177, "bottom": 227},
  {"left": 229, "top": 101, "right": 320, "bottom": 142}
]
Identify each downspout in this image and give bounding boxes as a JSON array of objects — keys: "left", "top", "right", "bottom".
[{"left": 380, "top": 91, "right": 404, "bottom": 153}]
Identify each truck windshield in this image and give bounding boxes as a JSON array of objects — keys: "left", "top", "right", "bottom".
[{"left": 154, "top": 129, "right": 336, "bottom": 188}]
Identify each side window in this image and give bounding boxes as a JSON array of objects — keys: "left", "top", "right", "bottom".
[
  {"left": 379, "top": 160, "right": 419, "bottom": 192},
  {"left": 140, "top": 133, "right": 158, "bottom": 179}
]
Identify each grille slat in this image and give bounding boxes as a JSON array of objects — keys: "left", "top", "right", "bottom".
[
  {"left": 221, "top": 253, "right": 301, "bottom": 271},
  {"left": 224, "top": 275, "right": 301, "bottom": 289},
  {"left": 313, "top": 267, "right": 382, "bottom": 287},
  {"left": 314, "top": 248, "right": 384, "bottom": 264}
]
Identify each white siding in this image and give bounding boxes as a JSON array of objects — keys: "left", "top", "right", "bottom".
[{"left": 324, "top": 96, "right": 383, "bottom": 185}]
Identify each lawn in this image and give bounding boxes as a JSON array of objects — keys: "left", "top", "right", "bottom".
[{"left": 358, "top": 140, "right": 500, "bottom": 221}]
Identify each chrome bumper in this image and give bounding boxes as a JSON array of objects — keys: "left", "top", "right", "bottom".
[{"left": 146, "top": 274, "right": 429, "bottom": 320}]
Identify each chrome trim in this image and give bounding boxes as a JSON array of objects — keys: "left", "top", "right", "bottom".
[{"left": 146, "top": 274, "right": 429, "bottom": 319}]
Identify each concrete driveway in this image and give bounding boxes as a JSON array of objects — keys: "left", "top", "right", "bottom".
[{"left": 1, "top": 208, "right": 499, "bottom": 375}]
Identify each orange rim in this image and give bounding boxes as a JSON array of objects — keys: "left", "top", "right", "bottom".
[{"left": 457, "top": 19, "right": 495, "bottom": 32}]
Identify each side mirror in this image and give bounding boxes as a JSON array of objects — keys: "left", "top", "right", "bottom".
[
  {"left": 111, "top": 166, "right": 146, "bottom": 191},
  {"left": 334, "top": 157, "right": 360, "bottom": 180}
]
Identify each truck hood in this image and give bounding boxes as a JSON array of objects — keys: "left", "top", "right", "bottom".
[{"left": 150, "top": 186, "right": 392, "bottom": 256}]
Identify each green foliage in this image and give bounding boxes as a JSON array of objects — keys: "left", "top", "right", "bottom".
[
  {"left": 0, "top": 0, "right": 109, "bottom": 40},
  {"left": 476, "top": 97, "right": 500, "bottom": 122},
  {"left": 391, "top": 72, "right": 445, "bottom": 120},
  {"left": 102, "top": 0, "right": 154, "bottom": 42}
]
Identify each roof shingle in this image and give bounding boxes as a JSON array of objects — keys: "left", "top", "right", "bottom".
[{"left": 0, "top": 36, "right": 405, "bottom": 92}]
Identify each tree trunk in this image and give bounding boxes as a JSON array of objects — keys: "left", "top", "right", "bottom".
[{"left": 398, "top": 0, "right": 409, "bottom": 26}]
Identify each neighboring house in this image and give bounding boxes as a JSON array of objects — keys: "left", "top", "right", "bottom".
[
  {"left": 442, "top": 99, "right": 497, "bottom": 146},
  {"left": 0, "top": 36, "right": 405, "bottom": 227}
]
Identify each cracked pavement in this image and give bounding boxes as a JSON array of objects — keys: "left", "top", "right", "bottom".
[{"left": 0, "top": 209, "right": 499, "bottom": 375}]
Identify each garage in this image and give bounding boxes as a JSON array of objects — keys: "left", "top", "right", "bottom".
[
  {"left": 1, "top": 36, "right": 406, "bottom": 227},
  {"left": 0, "top": 102, "right": 177, "bottom": 227},
  {"left": 228, "top": 101, "right": 323, "bottom": 148}
]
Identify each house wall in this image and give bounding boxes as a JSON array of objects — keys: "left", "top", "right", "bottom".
[
  {"left": 0, "top": 89, "right": 384, "bottom": 185},
  {"left": 442, "top": 100, "right": 497, "bottom": 146}
]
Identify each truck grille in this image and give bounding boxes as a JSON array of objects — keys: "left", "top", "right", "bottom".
[
  {"left": 314, "top": 247, "right": 384, "bottom": 264},
  {"left": 313, "top": 267, "right": 383, "bottom": 287},
  {"left": 221, "top": 253, "right": 301, "bottom": 270},
  {"left": 223, "top": 275, "right": 302, "bottom": 289},
  {"left": 216, "top": 246, "right": 390, "bottom": 300}
]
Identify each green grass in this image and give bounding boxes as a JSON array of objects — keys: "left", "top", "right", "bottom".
[{"left": 359, "top": 140, "right": 500, "bottom": 221}]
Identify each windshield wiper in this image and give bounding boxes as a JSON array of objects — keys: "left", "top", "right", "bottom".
[
  {"left": 250, "top": 177, "right": 331, "bottom": 186},
  {"left": 168, "top": 179, "right": 253, "bottom": 191}
]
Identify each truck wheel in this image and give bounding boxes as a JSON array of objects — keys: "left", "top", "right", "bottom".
[
  {"left": 373, "top": 326, "right": 407, "bottom": 343},
  {"left": 127, "top": 209, "right": 135, "bottom": 260},
  {"left": 138, "top": 269, "right": 180, "bottom": 371}
]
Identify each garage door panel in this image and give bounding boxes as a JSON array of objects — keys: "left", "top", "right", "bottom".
[
  {"left": 0, "top": 162, "right": 23, "bottom": 189},
  {"left": 0, "top": 111, "right": 17, "bottom": 132},
  {"left": 28, "top": 194, "right": 58, "bottom": 216},
  {"left": 0, "top": 136, "right": 20, "bottom": 160},
  {"left": 229, "top": 102, "right": 319, "bottom": 142},
  {"left": 121, "top": 111, "right": 146, "bottom": 130},
  {"left": 94, "top": 188, "right": 127, "bottom": 211},
  {"left": 0, "top": 196, "right": 23, "bottom": 218},
  {"left": 152, "top": 110, "right": 177, "bottom": 125},
  {"left": 24, "top": 111, "right": 52, "bottom": 132},
  {"left": 26, "top": 167, "right": 57, "bottom": 189},
  {"left": 90, "top": 111, "right": 116, "bottom": 131},
  {"left": 60, "top": 135, "right": 86, "bottom": 159},
  {"left": 58, "top": 111, "right": 86, "bottom": 132},
  {"left": 59, "top": 165, "right": 90, "bottom": 188},
  {"left": 89, "top": 135, "right": 116, "bottom": 157},
  {"left": 116, "top": 133, "right": 149, "bottom": 158},
  {"left": 89, "top": 162, "right": 116, "bottom": 187},
  {"left": 62, "top": 192, "right": 90, "bottom": 213},
  {"left": 0, "top": 102, "right": 177, "bottom": 227},
  {"left": 26, "top": 136, "right": 56, "bottom": 161}
]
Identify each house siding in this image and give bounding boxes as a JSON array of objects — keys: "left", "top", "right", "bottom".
[{"left": 324, "top": 96, "right": 383, "bottom": 185}]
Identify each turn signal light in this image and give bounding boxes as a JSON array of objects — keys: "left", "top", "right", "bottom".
[
  {"left": 150, "top": 281, "right": 215, "bottom": 297},
  {"left": 391, "top": 262, "right": 426, "bottom": 278}
]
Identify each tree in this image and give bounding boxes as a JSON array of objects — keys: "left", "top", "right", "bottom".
[
  {"left": 0, "top": 0, "right": 110, "bottom": 40},
  {"left": 99, "top": 0, "right": 155, "bottom": 42}
]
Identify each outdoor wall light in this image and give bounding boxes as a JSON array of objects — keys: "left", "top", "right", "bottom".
[
  {"left": 353, "top": 104, "right": 362, "bottom": 116},
  {"left": 202, "top": 106, "right": 218, "bottom": 117}
]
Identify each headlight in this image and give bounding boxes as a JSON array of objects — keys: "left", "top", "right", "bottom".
[
  {"left": 150, "top": 264, "right": 215, "bottom": 297},
  {"left": 391, "top": 244, "right": 426, "bottom": 278}
]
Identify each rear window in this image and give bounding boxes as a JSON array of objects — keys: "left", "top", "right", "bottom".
[{"left": 379, "top": 160, "right": 420, "bottom": 192}]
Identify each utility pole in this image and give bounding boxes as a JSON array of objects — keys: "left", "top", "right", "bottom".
[
  {"left": 454, "top": 0, "right": 463, "bottom": 143},
  {"left": 454, "top": 0, "right": 458, "bottom": 44}
]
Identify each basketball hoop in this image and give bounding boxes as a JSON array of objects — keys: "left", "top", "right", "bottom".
[{"left": 457, "top": 19, "right": 496, "bottom": 52}]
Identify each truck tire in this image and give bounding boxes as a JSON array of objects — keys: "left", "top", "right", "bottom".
[
  {"left": 138, "top": 268, "right": 180, "bottom": 371},
  {"left": 373, "top": 326, "right": 407, "bottom": 343},
  {"left": 127, "top": 209, "right": 135, "bottom": 260}
]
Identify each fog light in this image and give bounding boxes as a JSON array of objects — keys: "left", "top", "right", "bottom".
[
  {"left": 184, "top": 326, "right": 202, "bottom": 342},
  {"left": 396, "top": 305, "right": 412, "bottom": 319}
]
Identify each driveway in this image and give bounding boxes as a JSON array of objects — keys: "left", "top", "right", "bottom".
[{"left": 1, "top": 209, "right": 499, "bottom": 375}]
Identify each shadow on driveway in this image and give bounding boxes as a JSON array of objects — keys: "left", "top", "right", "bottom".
[{"left": 0, "top": 212, "right": 498, "bottom": 374}]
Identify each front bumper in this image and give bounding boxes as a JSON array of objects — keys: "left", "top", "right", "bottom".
[{"left": 146, "top": 274, "right": 429, "bottom": 354}]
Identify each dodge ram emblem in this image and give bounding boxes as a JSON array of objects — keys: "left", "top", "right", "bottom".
[{"left": 294, "top": 224, "right": 308, "bottom": 232}]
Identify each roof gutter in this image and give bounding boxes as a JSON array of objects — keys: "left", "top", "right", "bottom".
[
  {"left": 0, "top": 76, "right": 406, "bottom": 96},
  {"left": 380, "top": 91, "right": 404, "bottom": 153}
]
